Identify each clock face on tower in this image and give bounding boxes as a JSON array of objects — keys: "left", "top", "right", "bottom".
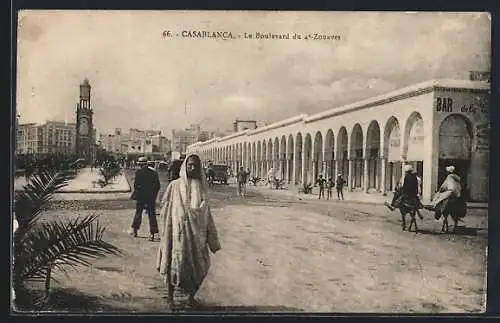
[{"left": 79, "top": 118, "right": 89, "bottom": 135}]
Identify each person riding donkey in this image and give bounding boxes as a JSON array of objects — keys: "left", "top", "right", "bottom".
[
  {"left": 384, "top": 164, "right": 423, "bottom": 231},
  {"left": 423, "top": 165, "right": 466, "bottom": 231}
]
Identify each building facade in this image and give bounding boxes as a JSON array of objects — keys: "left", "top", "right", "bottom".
[
  {"left": 233, "top": 119, "right": 258, "bottom": 132},
  {"left": 99, "top": 127, "right": 171, "bottom": 158},
  {"left": 187, "top": 79, "right": 490, "bottom": 203},
  {"left": 172, "top": 124, "right": 200, "bottom": 154},
  {"left": 16, "top": 121, "right": 78, "bottom": 155},
  {"left": 16, "top": 123, "right": 40, "bottom": 155}
]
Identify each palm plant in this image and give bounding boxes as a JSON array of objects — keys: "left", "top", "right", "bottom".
[
  {"left": 13, "top": 170, "right": 122, "bottom": 309},
  {"left": 249, "top": 176, "right": 261, "bottom": 186},
  {"left": 97, "top": 162, "right": 121, "bottom": 187},
  {"left": 273, "top": 177, "right": 285, "bottom": 190},
  {"left": 301, "top": 183, "right": 313, "bottom": 194}
]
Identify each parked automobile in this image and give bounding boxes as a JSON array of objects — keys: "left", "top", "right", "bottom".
[{"left": 211, "top": 164, "right": 229, "bottom": 184}]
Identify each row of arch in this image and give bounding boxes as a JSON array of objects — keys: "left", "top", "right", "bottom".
[{"left": 190, "top": 113, "right": 474, "bottom": 197}]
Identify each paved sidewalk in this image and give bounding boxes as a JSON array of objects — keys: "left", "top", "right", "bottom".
[
  {"left": 244, "top": 181, "right": 488, "bottom": 209},
  {"left": 14, "top": 168, "right": 131, "bottom": 194},
  {"left": 59, "top": 168, "right": 131, "bottom": 193}
]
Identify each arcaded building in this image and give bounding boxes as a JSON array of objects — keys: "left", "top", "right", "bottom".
[{"left": 187, "top": 79, "right": 490, "bottom": 203}]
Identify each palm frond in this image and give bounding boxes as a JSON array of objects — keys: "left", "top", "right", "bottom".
[
  {"left": 18, "top": 214, "right": 122, "bottom": 282},
  {"left": 14, "top": 170, "right": 71, "bottom": 238}
]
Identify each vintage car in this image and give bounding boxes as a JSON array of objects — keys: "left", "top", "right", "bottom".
[{"left": 207, "top": 164, "right": 229, "bottom": 184}]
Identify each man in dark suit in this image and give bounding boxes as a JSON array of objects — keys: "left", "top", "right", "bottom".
[{"left": 131, "top": 157, "right": 160, "bottom": 241}]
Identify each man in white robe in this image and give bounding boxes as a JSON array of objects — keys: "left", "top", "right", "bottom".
[
  {"left": 156, "top": 153, "right": 221, "bottom": 310},
  {"left": 424, "top": 165, "right": 465, "bottom": 219}
]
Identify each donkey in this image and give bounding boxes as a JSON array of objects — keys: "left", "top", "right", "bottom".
[
  {"left": 435, "top": 197, "right": 467, "bottom": 233},
  {"left": 385, "top": 186, "right": 423, "bottom": 233}
]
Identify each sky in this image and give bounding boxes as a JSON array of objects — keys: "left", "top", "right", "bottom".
[{"left": 16, "top": 11, "right": 491, "bottom": 138}]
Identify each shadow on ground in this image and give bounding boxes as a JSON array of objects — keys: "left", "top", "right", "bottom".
[
  {"left": 416, "top": 226, "right": 486, "bottom": 237},
  {"left": 13, "top": 287, "right": 133, "bottom": 313},
  {"left": 179, "top": 303, "right": 304, "bottom": 313}
]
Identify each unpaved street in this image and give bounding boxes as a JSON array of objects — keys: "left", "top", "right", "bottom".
[{"left": 33, "top": 178, "right": 488, "bottom": 313}]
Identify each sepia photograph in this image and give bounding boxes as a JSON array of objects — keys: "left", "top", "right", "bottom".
[{"left": 12, "top": 10, "right": 490, "bottom": 313}]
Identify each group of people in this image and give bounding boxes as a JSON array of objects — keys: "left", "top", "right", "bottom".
[
  {"left": 384, "top": 163, "right": 466, "bottom": 225},
  {"left": 127, "top": 152, "right": 467, "bottom": 310},
  {"left": 129, "top": 155, "right": 221, "bottom": 310},
  {"left": 315, "top": 174, "right": 346, "bottom": 200}
]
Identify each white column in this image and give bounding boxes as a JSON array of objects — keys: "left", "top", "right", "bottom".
[
  {"left": 292, "top": 155, "right": 297, "bottom": 184},
  {"left": 381, "top": 157, "right": 387, "bottom": 195},
  {"left": 334, "top": 160, "right": 339, "bottom": 178},
  {"left": 348, "top": 159, "right": 353, "bottom": 190},
  {"left": 313, "top": 160, "right": 317, "bottom": 181},
  {"left": 301, "top": 143, "right": 307, "bottom": 185},
  {"left": 363, "top": 158, "right": 369, "bottom": 192},
  {"left": 285, "top": 158, "right": 290, "bottom": 183}
]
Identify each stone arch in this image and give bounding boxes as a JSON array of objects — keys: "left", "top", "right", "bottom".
[
  {"left": 265, "top": 138, "right": 272, "bottom": 176},
  {"left": 274, "top": 137, "right": 280, "bottom": 164},
  {"left": 350, "top": 124, "right": 364, "bottom": 189},
  {"left": 383, "top": 116, "right": 402, "bottom": 191},
  {"left": 257, "top": 141, "right": 262, "bottom": 178},
  {"left": 295, "top": 133, "right": 303, "bottom": 184},
  {"left": 242, "top": 142, "right": 247, "bottom": 169},
  {"left": 439, "top": 114, "right": 474, "bottom": 200},
  {"left": 288, "top": 134, "right": 294, "bottom": 183},
  {"left": 324, "top": 129, "right": 335, "bottom": 180},
  {"left": 366, "top": 120, "right": 381, "bottom": 191},
  {"left": 313, "top": 131, "right": 323, "bottom": 180},
  {"left": 403, "top": 112, "right": 425, "bottom": 182},
  {"left": 252, "top": 142, "right": 257, "bottom": 175},
  {"left": 304, "top": 133, "right": 313, "bottom": 184},
  {"left": 336, "top": 127, "right": 349, "bottom": 180},
  {"left": 262, "top": 140, "right": 267, "bottom": 178},
  {"left": 279, "top": 135, "right": 287, "bottom": 180}
]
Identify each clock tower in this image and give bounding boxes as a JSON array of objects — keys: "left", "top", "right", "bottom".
[{"left": 75, "top": 78, "right": 94, "bottom": 164}]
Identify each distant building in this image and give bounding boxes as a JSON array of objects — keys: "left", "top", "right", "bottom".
[
  {"left": 16, "top": 123, "right": 39, "bottom": 155},
  {"left": 469, "top": 70, "right": 490, "bottom": 82},
  {"left": 172, "top": 128, "right": 198, "bottom": 154},
  {"left": 99, "top": 127, "right": 171, "bottom": 159},
  {"left": 233, "top": 119, "right": 258, "bottom": 132},
  {"left": 16, "top": 120, "right": 84, "bottom": 156}
]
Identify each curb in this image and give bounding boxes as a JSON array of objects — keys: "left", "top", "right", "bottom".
[
  {"left": 14, "top": 171, "right": 132, "bottom": 194},
  {"left": 246, "top": 185, "right": 488, "bottom": 210},
  {"left": 55, "top": 190, "right": 131, "bottom": 194}
]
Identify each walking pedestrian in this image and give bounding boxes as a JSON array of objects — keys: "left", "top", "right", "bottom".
[
  {"left": 316, "top": 174, "right": 326, "bottom": 199},
  {"left": 237, "top": 166, "right": 248, "bottom": 197},
  {"left": 130, "top": 156, "right": 160, "bottom": 241},
  {"left": 336, "top": 174, "right": 346, "bottom": 200},
  {"left": 156, "top": 153, "right": 221, "bottom": 310},
  {"left": 326, "top": 177, "right": 334, "bottom": 200}
]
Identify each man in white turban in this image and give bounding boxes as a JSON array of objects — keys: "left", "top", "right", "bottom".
[
  {"left": 156, "top": 153, "right": 221, "bottom": 311},
  {"left": 384, "top": 164, "right": 422, "bottom": 230},
  {"left": 424, "top": 165, "right": 464, "bottom": 219}
]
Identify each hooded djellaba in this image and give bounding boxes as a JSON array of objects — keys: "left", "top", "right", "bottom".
[{"left": 156, "top": 153, "right": 221, "bottom": 310}]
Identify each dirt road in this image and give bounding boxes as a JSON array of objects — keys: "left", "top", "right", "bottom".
[{"left": 25, "top": 180, "right": 488, "bottom": 313}]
